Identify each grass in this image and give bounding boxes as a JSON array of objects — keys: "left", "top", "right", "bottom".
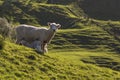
[
  {"left": 0, "top": 41, "right": 120, "bottom": 80},
  {"left": 0, "top": 1, "right": 120, "bottom": 79},
  {"left": 0, "top": 35, "right": 4, "bottom": 49},
  {"left": 0, "top": 1, "right": 82, "bottom": 28},
  {"left": 49, "top": 26, "right": 120, "bottom": 53},
  {"left": 0, "top": 27, "right": 120, "bottom": 79}
]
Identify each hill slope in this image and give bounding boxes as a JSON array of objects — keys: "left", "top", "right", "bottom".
[
  {"left": 1, "top": 0, "right": 120, "bottom": 53},
  {"left": 0, "top": 0, "right": 120, "bottom": 79},
  {"left": 0, "top": 40, "right": 120, "bottom": 80}
]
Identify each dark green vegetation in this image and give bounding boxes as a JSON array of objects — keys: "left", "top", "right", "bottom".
[
  {"left": 0, "top": 0, "right": 120, "bottom": 79},
  {"left": 79, "top": 0, "right": 120, "bottom": 20},
  {"left": 0, "top": 35, "right": 4, "bottom": 49}
]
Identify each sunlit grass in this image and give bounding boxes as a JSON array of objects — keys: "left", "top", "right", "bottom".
[{"left": 0, "top": 41, "right": 120, "bottom": 80}]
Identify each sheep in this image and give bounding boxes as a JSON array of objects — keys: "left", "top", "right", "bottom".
[
  {"left": 20, "top": 40, "right": 43, "bottom": 53},
  {"left": 15, "top": 22, "right": 61, "bottom": 53}
]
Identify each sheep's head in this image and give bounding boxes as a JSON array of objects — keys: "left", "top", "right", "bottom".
[{"left": 48, "top": 22, "right": 61, "bottom": 32}]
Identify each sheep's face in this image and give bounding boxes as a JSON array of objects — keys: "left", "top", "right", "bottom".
[{"left": 48, "top": 22, "right": 61, "bottom": 32}]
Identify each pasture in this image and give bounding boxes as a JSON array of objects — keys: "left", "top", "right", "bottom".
[
  {"left": 0, "top": 1, "right": 120, "bottom": 79},
  {"left": 0, "top": 29, "right": 120, "bottom": 80}
]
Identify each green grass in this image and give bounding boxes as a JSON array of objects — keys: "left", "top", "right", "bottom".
[
  {"left": 49, "top": 26, "right": 120, "bottom": 53},
  {"left": 1, "top": 1, "right": 120, "bottom": 79},
  {"left": 0, "top": 41, "right": 120, "bottom": 80},
  {"left": 0, "top": 35, "right": 4, "bottom": 49},
  {"left": 1, "top": 27, "right": 120, "bottom": 79},
  {"left": 0, "top": 1, "right": 83, "bottom": 28}
]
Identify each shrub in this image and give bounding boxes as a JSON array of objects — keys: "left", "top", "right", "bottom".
[{"left": 0, "top": 18, "right": 10, "bottom": 38}]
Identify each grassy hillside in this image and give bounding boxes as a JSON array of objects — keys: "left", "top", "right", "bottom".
[
  {"left": 0, "top": 0, "right": 120, "bottom": 79},
  {"left": 1, "top": 28, "right": 120, "bottom": 79},
  {"left": 0, "top": 40, "right": 120, "bottom": 80},
  {"left": 0, "top": 0, "right": 84, "bottom": 28},
  {"left": 1, "top": 0, "right": 120, "bottom": 53},
  {"left": 49, "top": 23, "right": 120, "bottom": 53}
]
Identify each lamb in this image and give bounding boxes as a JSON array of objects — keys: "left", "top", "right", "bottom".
[
  {"left": 20, "top": 40, "right": 43, "bottom": 53},
  {"left": 15, "top": 22, "right": 61, "bottom": 53}
]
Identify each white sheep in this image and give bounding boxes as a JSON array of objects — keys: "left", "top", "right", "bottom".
[{"left": 15, "top": 22, "right": 61, "bottom": 53}]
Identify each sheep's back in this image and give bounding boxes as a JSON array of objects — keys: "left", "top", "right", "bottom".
[{"left": 16, "top": 25, "right": 48, "bottom": 42}]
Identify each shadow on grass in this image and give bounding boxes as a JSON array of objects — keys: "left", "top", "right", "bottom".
[{"left": 81, "top": 56, "right": 120, "bottom": 71}]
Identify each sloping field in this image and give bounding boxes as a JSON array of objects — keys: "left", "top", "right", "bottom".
[{"left": 0, "top": 41, "right": 120, "bottom": 80}]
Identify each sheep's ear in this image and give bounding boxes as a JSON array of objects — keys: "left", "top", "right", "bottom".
[
  {"left": 47, "top": 22, "right": 51, "bottom": 26},
  {"left": 57, "top": 24, "right": 61, "bottom": 28}
]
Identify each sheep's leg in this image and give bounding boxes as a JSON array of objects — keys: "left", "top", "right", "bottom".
[
  {"left": 33, "top": 41, "right": 43, "bottom": 53},
  {"left": 44, "top": 47, "right": 48, "bottom": 53},
  {"left": 16, "top": 39, "right": 22, "bottom": 44},
  {"left": 16, "top": 39, "right": 20, "bottom": 44},
  {"left": 42, "top": 43, "right": 48, "bottom": 53}
]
